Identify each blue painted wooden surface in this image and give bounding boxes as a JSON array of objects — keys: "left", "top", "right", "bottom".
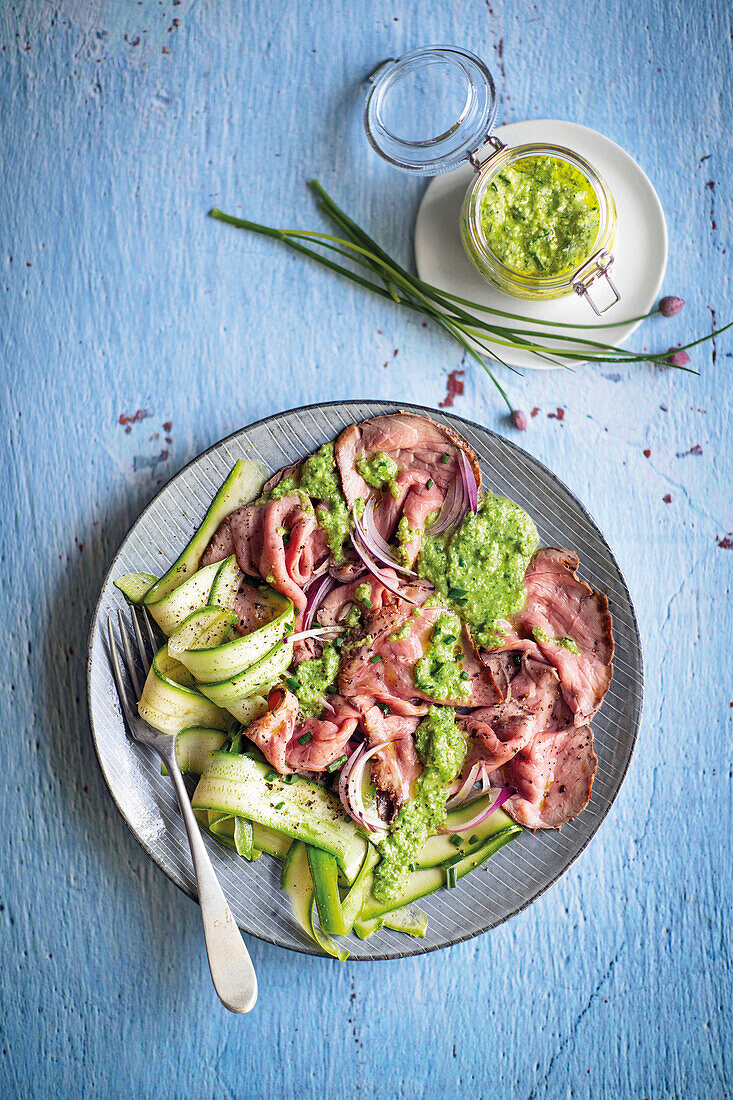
[{"left": 1, "top": 0, "right": 731, "bottom": 1096}]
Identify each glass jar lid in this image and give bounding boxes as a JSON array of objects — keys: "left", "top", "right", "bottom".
[{"left": 364, "top": 45, "right": 498, "bottom": 175}]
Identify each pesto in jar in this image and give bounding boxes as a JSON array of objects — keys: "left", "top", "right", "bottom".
[{"left": 479, "top": 155, "right": 600, "bottom": 277}]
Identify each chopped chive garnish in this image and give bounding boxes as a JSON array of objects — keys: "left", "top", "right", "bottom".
[
  {"left": 440, "top": 454, "right": 450, "bottom": 464},
  {"left": 327, "top": 754, "right": 348, "bottom": 773},
  {"left": 285, "top": 675, "right": 300, "bottom": 693},
  {"left": 265, "top": 770, "right": 278, "bottom": 781},
  {"left": 361, "top": 596, "right": 373, "bottom": 609},
  {"left": 443, "top": 853, "right": 464, "bottom": 869},
  {"left": 297, "top": 731, "right": 312, "bottom": 745},
  {"left": 273, "top": 802, "right": 285, "bottom": 810},
  {"left": 370, "top": 655, "right": 383, "bottom": 663},
  {"left": 377, "top": 702, "right": 391, "bottom": 716},
  {"left": 408, "top": 862, "right": 416, "bottom": 872},
  {"left": 460, "top": 670, "right": 470, "bottom": 680},
  {"left": 446, "top": 866, "right": 458, "bottom": 888},
  {"left": 468, "top": 834, "right": 480, "bottom": 845},
  {"left": 448, "top": 586, "right": 469, "bottom": 599},
  {"left": 449, "top": 834, "right": 463, "bottom": 848},
  {"left": 426, "top": 478, "right": 434, "bottom": 490}
]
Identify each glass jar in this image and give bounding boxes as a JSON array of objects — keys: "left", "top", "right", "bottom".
[{"left": 365, "top": 45, "right": 620, "bottom": 314}]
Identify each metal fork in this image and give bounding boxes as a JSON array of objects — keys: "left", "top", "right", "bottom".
[{"left": 107, "top": 607, "right": 258, "bottom": 1014}]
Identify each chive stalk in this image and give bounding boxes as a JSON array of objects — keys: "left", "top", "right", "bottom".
[{"left": 209, "top": 182, "right": 730, "bottom": 408}]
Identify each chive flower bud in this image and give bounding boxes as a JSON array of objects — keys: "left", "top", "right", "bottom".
[
  {"left": 509, "top": 409, "right": 527, "bottom": 431},
  {"left": 659, "top": 296, "right": 685, "bottom": 317},
  {"left": 666, "top": 347, "right": 690, "bottom": 368}
]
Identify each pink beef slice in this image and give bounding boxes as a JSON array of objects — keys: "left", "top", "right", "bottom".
[
  {"left": 201, "top": 518, "right": 235, "bottom": 566},
  {"left": 243, "top": 688, "right": 300, "bottom": 774},
  {"left": 334, "top": 412, "right": 482, "bottom": 561},
  {"left": 495, "top": 723, "right": 598, "bottom": 829},
  {"left": 337, "top": 605, "right": 502, "bottom": 712},
  {"left": 232, "top": 583, "right": 278, "bottom": 635},
  {"left": 360, "top": 705, "right": 422, "bottom": 819},
  {"left": 200, "top": 493, "right": 329, "bottom": 627},
  {"left": 316, "top": 570, "right": 431, "bottom": 630},
  {"left": 511, "top": 547, "right": 614, "bottom": 723},
  {"left": 460, "top": 656, "right": 573, "bottom": 773},
  {"left": 243, "top": 688, "right": 361, "bottom": 775},
  {"left": 284, "top": 695, "right": 361, "bottom": 773}
]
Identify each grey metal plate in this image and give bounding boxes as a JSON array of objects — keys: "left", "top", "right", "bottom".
[{"left": 87, "top": 400, "right": 643, "bottom": 960}]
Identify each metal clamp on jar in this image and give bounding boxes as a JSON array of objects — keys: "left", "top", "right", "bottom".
[{"left": 365, "top": 45, "right": 620, "bottom": 315}]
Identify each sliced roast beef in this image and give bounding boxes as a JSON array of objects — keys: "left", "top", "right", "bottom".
[
  {"left": 262, "top": 460, "right": 300, "bottom": 495},
  {"left": 232, "top": 583, "right": 277, "bottom": 635},
  {"left": 360, "top": 705, "right": 422, "bottom": 819},
  {"left": 461, "top": 656, "right": 572, "bottom": 773},
  {"left": 338, "top": 605, "right": 502, "bottom": 711},
  {"left": 201, "top": 520, "right": 235, "bottom": 567},
  {"left": 328, "top": 554, "right": 367, "bottom": 584},
  {"left": 316, "top": 570, "right": 431, "bottom": 630},
  {"left": 335, "top": 412, "right": 481, "bottom": 559},
  {"left": 284, "top": 695, "right": 360, "bottom": 773},
  {"left": 242, "top": 688, "right": 361, "bottom": 775},
  {"left": 201, "top": 493, "right": 329, "bottom": 626},
  {"left": 511, "top": 548, "right": 613, "bottom": 723},
  {"left": 243, "top": 688, "right": 300, "bottom": 774},
  {"left": 493, "top": 723, "right": 597, "bottom": 829}
]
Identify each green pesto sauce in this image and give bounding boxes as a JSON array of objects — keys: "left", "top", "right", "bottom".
[
  {"left": 396, "top": 515, "right": 421, "bottom": 566},
  {"left": 268, "top": 475, "right": 299, "bottom": 501},
  {"left": 354, "top": 581, "right": 373, "bottom": 607},
  {"left": 479, "top": 156, "right": 600, "bottom": 277},
  {"left": 373, "top": 706, "right": 465, "bottom": 903},
  {"left": 269, "top": 442, "right": 351, "bottom": 564},
  {"left": 342, "top": 604, "right": 363, "bottom": 629},
  {"left": 390, "top": 621, "right": 411, "bottom": 642},
  {"left": 419, "top": 494, "right": 538, "bottom": 649},
  {"left": 356, "top": 451, "right": 400, "bottom": 499},
  {"left": 290, "top": 644, "right": 340, "bottom": 718},
  {"left": 413, "top": 611, "right": 471, "bottom": 702},
  {"left": 532, "top": 625, "right": 580, "bottom": 655}
]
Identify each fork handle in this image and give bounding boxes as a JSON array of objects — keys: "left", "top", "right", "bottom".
[{"left": 160, "top": 742, "right": 258, "bottom": 1013}]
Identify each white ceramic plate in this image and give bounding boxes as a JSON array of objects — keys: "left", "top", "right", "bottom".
[
  {"left": 414, "top": 119, "right": 668, "bottom": 369},
  {"left": 87, "top": 400, "right": 643, "bottom": 960}
]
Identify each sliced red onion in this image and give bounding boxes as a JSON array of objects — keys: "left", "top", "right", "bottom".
[
  {"left": 426, "top": 471, "right": 468, "bottom": 537},
  {"left": 338, "top": 737, "right": 398, "bottom": 834},
  {"left": 302, "top": 573, "right": 337, "bottom": 630},
  {"left": 287, "top": 626, "right": 344, "bottom": 644},
  {"left": 351, "top": 530, "right": 421, "bottom": 606},
  {"left": 354, "top": 499, "right": 416, "bottom": 577},
  {"left": 459, "top": 450, "right": 479, "bottom": 515},
  {"left": 438, "top": 785, "right": 514, "bottom": 833},
  {"left": 445, "top": 761, "right": 490, "bottom": 810}
]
